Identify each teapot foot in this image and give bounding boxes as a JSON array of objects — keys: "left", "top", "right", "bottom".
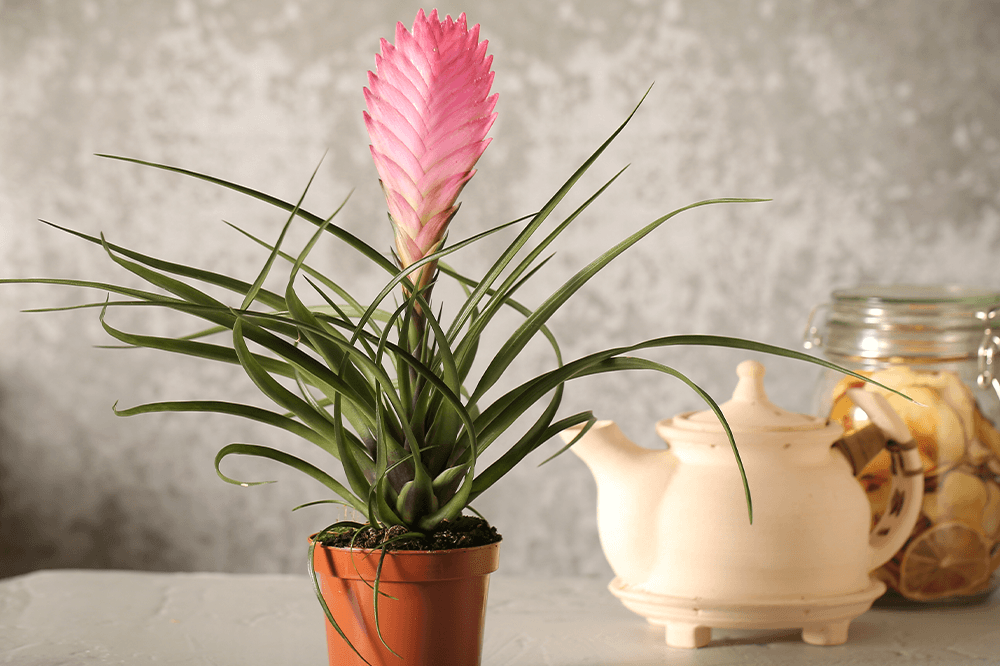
[
  {"left": 664, "top": 622, "right": 712, "bottom": 648},
  {"left": 801, "top": 619, "right": 850, "bottom": 645},
  {"left": 610, "top": 576, "right": 885, "bottom": 648}
]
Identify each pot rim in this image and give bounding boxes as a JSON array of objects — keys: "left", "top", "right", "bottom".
[
  {"left": 310, "top": 535, "right": 503, "bottom": 554},
  {"left": 311, "top": 536, "right": 502, "bottom": 581}
]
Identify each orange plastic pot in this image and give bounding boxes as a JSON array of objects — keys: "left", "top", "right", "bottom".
[{"left": 312, "top": 538, "right": 501, "bottom": 666}]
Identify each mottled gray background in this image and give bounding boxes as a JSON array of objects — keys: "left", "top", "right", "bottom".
[{"left": 1, "top": 0, "right": 998, "bottom": 579}]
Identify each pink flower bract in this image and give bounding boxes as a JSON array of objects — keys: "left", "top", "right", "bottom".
[{"left": 364, "top": 9, "right": 497, "bottom": 291}]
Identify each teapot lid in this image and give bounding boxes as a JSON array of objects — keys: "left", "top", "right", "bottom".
[{"left": 671, "top": 360, "right": 828, "bottom": 434}]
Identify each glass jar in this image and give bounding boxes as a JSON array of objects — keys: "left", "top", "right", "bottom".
[{"left": 804, "top": 285, "right": 1000, "bottom": 604}]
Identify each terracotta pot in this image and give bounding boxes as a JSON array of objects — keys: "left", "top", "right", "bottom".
[{"left": 312, "top": 538, "right": 501, "bottom": 665}]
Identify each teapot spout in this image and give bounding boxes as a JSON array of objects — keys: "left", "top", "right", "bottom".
[
  {"left": 561, "top": 420, "right": 674, "bottom": 586},
  {"left": 562, "top": 420, "right": 651, "bottom": 478}
]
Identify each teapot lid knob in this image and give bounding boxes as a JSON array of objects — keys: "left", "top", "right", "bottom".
[
  {"left": 732, "top": 359, "right": 769, "bottom": 404},
  {"left": 662, "top": 358, "right": 833, "bottom": 434}
]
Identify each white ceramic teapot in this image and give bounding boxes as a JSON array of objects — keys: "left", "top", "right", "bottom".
[{"left": 561, "top": 360, "right": 923, "bottom": 648}]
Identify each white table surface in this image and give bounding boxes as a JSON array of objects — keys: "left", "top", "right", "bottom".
[{"left": 0, "top": 569, "right": 998, "bottom": 665}]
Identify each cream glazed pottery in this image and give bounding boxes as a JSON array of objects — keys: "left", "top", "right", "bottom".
[{"left": 562, "top": 360, "right": 924, "bottom": 648}]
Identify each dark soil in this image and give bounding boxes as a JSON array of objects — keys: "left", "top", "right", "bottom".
[{"left": 316, "top": 516, "right": 502, "bottom": 551}]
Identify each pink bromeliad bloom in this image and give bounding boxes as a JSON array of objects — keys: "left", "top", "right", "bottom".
[{"left": 364, "top": 9, "right": 497, "bottom": 294}]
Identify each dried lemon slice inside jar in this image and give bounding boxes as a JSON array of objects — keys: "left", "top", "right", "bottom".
[{"left": 898, "top": 521, "right": 991, "bottom": 601}]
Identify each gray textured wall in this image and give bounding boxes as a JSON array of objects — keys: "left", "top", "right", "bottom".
[{"left": 2, "top": 0, "right": 998, "bottom": 579}]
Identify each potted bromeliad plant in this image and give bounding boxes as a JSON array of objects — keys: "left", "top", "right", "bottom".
[{"left": 4, "top": 9, "right": 871, "bottom": 666}]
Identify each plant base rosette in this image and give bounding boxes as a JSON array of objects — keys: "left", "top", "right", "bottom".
[{"left": 312, "top": 534, "right": 500, "bottom": 665}]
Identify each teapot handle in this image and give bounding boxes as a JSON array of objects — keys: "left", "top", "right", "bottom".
[{"left": 840, "top": 389, "right": 925, "bottom": 572}]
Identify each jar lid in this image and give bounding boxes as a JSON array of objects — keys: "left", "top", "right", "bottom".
[
  {"left": 819, "top": 284, "right": 1000, "bottom": 363},
  {"left": 670, "top": 360, "right": 827, "bottom": 433}
]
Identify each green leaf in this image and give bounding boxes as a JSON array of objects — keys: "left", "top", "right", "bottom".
[
  {"left": 303, "top": 284, "right": 384, "bottom": 402},
  {"left": 447, "top": 252, "right": 557, "bottom": 390},
  {"left": 371, "top": 397, "right": 404, "bottom": 527},
  {"left": 226, "top": 220, "right": 387, "bottom": 338},
  {"left": 406, "top": 299, "right": 463, "bottom": 472},
  {"left": 37, "top": 220, "right": 288, "bottom": 311},
  {"left": 230, "top": 316, "right": 364, "bottom": 457},
  {"left": 431, "top": 463, "right": 471, "bottom": 506},
  {"left": 113, "top": 399, "right": 330, "bottom": 450},
  {"left": 291, "top": 367, "right": 374, "bottom": 496},
  {"left": 347, "top": 215, "right": 527, "bottom": 351},
  {"left": 334, "top": 394, "right": 376, "bottom": 494},
  {"left": 292, "top": 499, "right": 354, "bottom": 512},
  {"left": 286, "top": 261, "right": 377, "bottom": 436},
  {"left": 371, "top": 532, "right": 423, "bottom": 657},
  {"left": 0, "top": 277, "right": 187, "bottom": 307},
  {"left": 308, "top": 524, "right": 373, "bottom": 665},
  {"left": 537, "top": 414, "right": 597, "bottom": 466},
  {"left": 225, "top": 310, "right": 381, "bottom": 423},
  {"left": 471, "top": 197, "right": 767, "bottom": 405},
  {"left": 450, "top": 168, "right": 626, "bottom": 390},
  {"left": 580, "top": 356, "right": 751, "bottom": 522},
  {"left": 445, "top": 87, "right": 654, "bottom": 347},
  {"left": 395, "top": 477, "right": 438, "bottom": 524},
  {"left": 438, "top": 257, "right": 566, "bottom": 378},
  {"left": 240, "top": 158, "right": 322, "bottom": 311},
  {"left": 100, "top": 233, "right": 227, "bottom": 309},
  {"left": 96, "top": 154, "right": 396, "bottom": 274},
  {"left": 215, "top": 443, "right": 365, "bottom": 515},
  {"left": 471, "top": 410, "right": 595, "bottom": 502},
  {"left": 95, "top": 308, "right": 296, "bottom": 377},
  {"left": 468, "top": 389, "right": 567, "bottom": 500}
]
